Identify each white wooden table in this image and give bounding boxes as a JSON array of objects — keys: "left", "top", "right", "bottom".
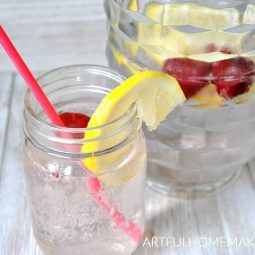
[{"left": 0, "top": 1, "right": 255, "bottom": 255}]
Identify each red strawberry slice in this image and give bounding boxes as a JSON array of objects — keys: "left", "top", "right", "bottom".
[
  {"left": 59, "top": 112, "right": 90, "bottom": 139},
  {"left": 60, "top": 112, "right": 90, "bottom": 128},
  {"left": 162, "top": 58, "right": 212, "bottom": 98},
  {"left": 216, "top": 81, "right": 251, "bottom": 98},
  {"left": 212, "top": 57, "right": 254, "bottom": 99}
]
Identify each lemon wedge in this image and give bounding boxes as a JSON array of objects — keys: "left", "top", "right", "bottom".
[
  {"left": 192, "top": 83, "right": 224, "bottom": 108},
  {"left": 85, "top": 70, "right": 185, "bottom": 132},
  {"left": 82, "top": 71, "right": 185, "bottom": 184},
  {"left": 145, "top": 2, "right": 240, "bottom": 30}
]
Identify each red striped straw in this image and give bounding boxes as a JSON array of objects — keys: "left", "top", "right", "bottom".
[{"left": 0, "top": 25, "right": 142, "bottom": 244}]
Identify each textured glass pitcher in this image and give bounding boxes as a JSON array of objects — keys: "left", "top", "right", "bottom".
[{"left": 105, "top": 0, "right": 255, "bottom": 196}]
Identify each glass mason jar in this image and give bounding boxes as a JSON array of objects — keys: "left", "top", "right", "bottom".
[
  {"left": 23, "top": 65, "right": 146, "bottom": 255},
  {"left": 105, "top": 0, "right": 255, "bottom": 195}
]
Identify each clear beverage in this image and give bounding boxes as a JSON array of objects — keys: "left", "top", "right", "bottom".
[
  {"left": 23, "top": 65, "right": 146, "bottom": 254},
  {"left": 105, "top": 0, "right": 255, "bottom": 195},
  {"left": 24, "top": 138, "right": 146, "bottom": 255}
]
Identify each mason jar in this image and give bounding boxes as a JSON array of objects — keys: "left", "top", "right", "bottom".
[
  {"left": 23, "top": 65, "right": 146, "bottom": 255},
  {"left": 105, "top": 0, "right": 255, "bottom": 196}
]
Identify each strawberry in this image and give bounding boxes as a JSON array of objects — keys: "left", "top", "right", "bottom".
[
  {"left": 60, "top": 112, "right": 90, "bottom": 128},
  {"left": 162, "top": 58, "right": 212, "bottom": 98},
  {"left": 212, "top": 57, "right": 254, "bottom": 99},
  {"left": 59, "top": 112, "right": 90, "bottom": 139}
]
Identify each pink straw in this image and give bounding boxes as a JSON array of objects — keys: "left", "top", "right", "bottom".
[{"left": 0, "top": 25, "right": 142, "bottom": 244}]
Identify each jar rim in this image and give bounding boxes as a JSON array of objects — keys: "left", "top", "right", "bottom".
[
  {"left": 23, "top": 65, "right": 141, "bottom": 156},
  {"left": 24, "top": 64, "right": 136, "bottom": 133}
]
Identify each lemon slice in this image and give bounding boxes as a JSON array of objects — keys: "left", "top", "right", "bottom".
[
  {"left": 192, "top": 83, "right": 224, "bottom": 108},
  {"left": 192, "top": 83, "right": 255, "bottom": 106},
  {"left": 145, "top": 2, "right": 240, "bottom": 30},
  {"left": 86, "top": 70, "right": 185, "bottom": 131},
  {"left": 82, "top": 71, "right": 185, "bottom": 184}
]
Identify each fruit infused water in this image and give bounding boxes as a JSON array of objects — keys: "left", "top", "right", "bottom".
[
  {"left": 23, "top": 66, "right": 147, "bottom": 255},
  {"left": 105, "top": 0, "right": 255, "bottom": 195},
  {"left": 23, "top": 65, "right": 184, "bottom": 255}
]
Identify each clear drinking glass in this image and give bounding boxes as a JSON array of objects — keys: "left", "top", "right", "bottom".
[
  {"left": 105, "top": 0, "right": 255, "bottom": 195},
  {"left": 23, "top": 65, "right": 146, "bottom": 255}
]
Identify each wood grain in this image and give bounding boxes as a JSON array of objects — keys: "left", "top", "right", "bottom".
[
  {"left": 0, "top": 75, "right": 44, "bottom": 255},
  {"left": 0, "top": 74, "right": 13, "bottom": 175},
  {"left": 0, "top": 0, "right": 107, "bottom": 72},
  {"left": 134, "top": 169, "right": 255, "bottom": 255},
  {"left": 247, "top": 159, "right": 255, "bottom": 188},
  {"left": 0, "top": 75, "right": 26, "bottom": 254}
]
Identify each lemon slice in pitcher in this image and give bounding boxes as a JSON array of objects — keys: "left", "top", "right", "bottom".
[
  {"left": 145, "top": 2, "right": 240, "bottom": 30},
  {"left": 192, "top": 83, "right": 224, "bottom": 108},
  {"left": 82, "top": 70, "right": 185, "bottom": 184}
]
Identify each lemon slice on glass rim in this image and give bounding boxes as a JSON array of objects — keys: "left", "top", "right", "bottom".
[{"left": 81, "top": 70, "right": 185, "bottom": 184}]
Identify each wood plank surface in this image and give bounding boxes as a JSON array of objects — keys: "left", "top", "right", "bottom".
[
  {"left": 0, "top": 75, "right": 27, "bottom": 254},
  {"left": 135, "top": 169, "right": 255, "bottom": 255},
  {"left": 0, "top": 74, "right": 13, "bottom": 174},
  {"left": 0, "top": 0, "right": 107, "bottom": 72}
]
